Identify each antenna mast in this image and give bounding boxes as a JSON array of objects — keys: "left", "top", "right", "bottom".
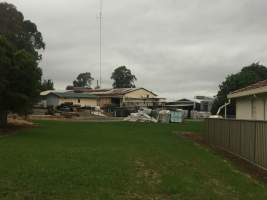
[{"left": 98, "top": 0, "right": 103, "bottom": 88}]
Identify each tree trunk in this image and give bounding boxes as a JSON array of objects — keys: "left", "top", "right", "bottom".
[
  {"left": 0, "top": 111, "right": 8, "bottom": 128},
  {"left": 23, "top": 112, "right": 28, "bottom": 120}
]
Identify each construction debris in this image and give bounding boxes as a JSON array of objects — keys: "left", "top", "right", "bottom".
[
  {"left": 124, "top": 110, "right": 157, "bottom": 123},
  {"left": 139, "top": 108, "right": 152, "bottom": 115},
  {"left": 158, "top": 110, "right": 171, "bottom": 123},
  {"left": 124, "top": 109, "right": 184, "bottom": 123},
  {"left": 170, "top": 110, "right": 184, "bottom": 123}
]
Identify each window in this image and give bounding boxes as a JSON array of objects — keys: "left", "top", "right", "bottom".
[{"left": 78, "top": 99, "right": 80, "bottom": 103}]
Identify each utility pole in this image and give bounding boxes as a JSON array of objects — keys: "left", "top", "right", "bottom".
[{"left": 98, "top": 0, "right": 103, "bottom": 88}]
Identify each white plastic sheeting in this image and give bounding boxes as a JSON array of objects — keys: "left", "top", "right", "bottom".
[
  {"left": 170, "top": 110, "right": 184, "bottom": 123},
  {"left": 124, "top": 110, "right": 157, "bottom": 123},
  {"left": 124, "top": 109, "right": 184, "bottom": 123},
  {"left": 158, "top": 110, "right": 171, "bottom": 123}
]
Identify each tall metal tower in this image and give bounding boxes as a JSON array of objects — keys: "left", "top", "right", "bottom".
[{"left": 98, "top": 0, "right": 103, "bottom": 88}]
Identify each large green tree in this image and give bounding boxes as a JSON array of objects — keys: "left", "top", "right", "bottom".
[
  {"left": 0, "top": 2, "right": 45, "bottom": 127},
  {"left": 0, "top": 2, "right": 45, "bottom": 60},
  {"left": 0, "top": 37, "right": 42, "bottom": 126},
  {"left": 73, "top": 72, "right": 94, "bottom": 88},
  {"left": 211, "top": 63, "right": 267, "bottom": 115},
  {"left": 111, "top": 66, "right": 137, "bottom": 88}
]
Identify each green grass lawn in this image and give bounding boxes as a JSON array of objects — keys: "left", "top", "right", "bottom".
[{"left": 0, "top": 121, "right": 267, "bottom": 200}]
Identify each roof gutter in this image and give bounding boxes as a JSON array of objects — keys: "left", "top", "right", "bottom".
[{"left": 227, "top": 86, "right": 267, "bottom": 99}]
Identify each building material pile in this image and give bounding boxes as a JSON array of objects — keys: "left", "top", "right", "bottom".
[
  {"left": 158, "top": 110, "right": 171, "bottom": 123},
  {"left": 170, "top": 110, "right": 184, "bottom": 123},
  {"left": 124, "top": 109, "right": 184, "bottom": 123},
  {"left": 124, "top": 110, "right": 157, "bottom": 123}
]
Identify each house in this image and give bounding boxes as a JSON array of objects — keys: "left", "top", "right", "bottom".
[
  {"left": 39, "top": 90, "right": 65, "bottom": 108},
  {"left": 44, "top": 91, "right": 98, "bottom": 108},
  {"left": 71, "top": 87, "right": 165, "bottom": 109},
  {"left": 166, "top": 96, "right": 213, "bottom": 118},
  {"left": 228, "top": 80, "right": 267, "bottom": 120}
]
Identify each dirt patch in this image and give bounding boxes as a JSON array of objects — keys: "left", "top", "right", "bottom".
[
  {"left": 8, "top": 118, "right": 34, "bottom": 126},
  {"left": 176, "top": 131, "right": 267, "bottom": 183},
  {"left": 30, "top": 114, "right": 124, "bottom": 122},
  {"left": 135, "top": 160, "right": 161, "bottom": 185},
  {"left": 121, "top": 160, "right": 164, "bottom": 200},
  {"left": 0, "top": 118, "right": 35, "bottom": 136},
  {"left": 177, "top": 131, "right": 206, "bottom": 144}
]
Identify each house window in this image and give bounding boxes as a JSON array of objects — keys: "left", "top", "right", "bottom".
[{"left": 78, "top": 99, "right": 81, "bottom": 103}]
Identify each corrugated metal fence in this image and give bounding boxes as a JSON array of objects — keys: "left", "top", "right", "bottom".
[{"left": 205, "top": 118, "right": 267, "bottom": 170}]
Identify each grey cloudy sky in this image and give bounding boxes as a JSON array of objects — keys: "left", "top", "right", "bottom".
[{"left": 6, "top": 0, "right": 267, "bottom": 99}]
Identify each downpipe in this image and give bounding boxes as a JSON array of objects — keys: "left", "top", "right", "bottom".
[{"left": 217, "top": 99, "right": 231, "bottom": 119}]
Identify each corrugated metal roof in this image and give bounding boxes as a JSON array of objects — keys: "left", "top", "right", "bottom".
[
  {"left": 230, "top": 80, "right": 267, "bottom": 94},
  {"left": 44, "top": 88, "right": 159, "bottom": 98},
  {"left": 82, "top": 88, "right": 158, "bottom": 97},
  {"left": 49, "top": 92, "right": 97, "bottom": 99},
  {"left": 40, "top": 90, "right": 70, "bottom": 96},
  {"left": 175, "top": 98, "right": 202, "bottom": 104}
]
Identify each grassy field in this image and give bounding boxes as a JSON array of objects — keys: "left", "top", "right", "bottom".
[{"left": 0, "top": 121, "right": 267, "bottom": 200}]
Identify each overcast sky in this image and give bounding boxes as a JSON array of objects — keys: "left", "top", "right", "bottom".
[{"left": 5, "top": 0, "right": 267, "bottom": 99}]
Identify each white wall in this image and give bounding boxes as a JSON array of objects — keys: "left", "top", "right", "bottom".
[
  {"left": 253, "top": 98, "right": 265, "bottom": 120},
  {"left": 59, "top": 98, "right": 97, "bottom": 107},
  {"left": 46, "top": 95, "right": 60, "bottom": 108},
  {"left": 236, "top": 95, "right": 267, "bottom": 120},
  {"left": 46, "top": 94, "right": 97, "bottom": 108},
  {"left": 236, "top": 97, "right": 252, "bottom": 120},
  {"left": 124, "top": 89, "right": 157, "bottom": 99}
]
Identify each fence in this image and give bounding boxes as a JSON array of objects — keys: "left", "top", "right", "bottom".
[{"left": 205, "top": 118, "right": 267, "bottom": 170}]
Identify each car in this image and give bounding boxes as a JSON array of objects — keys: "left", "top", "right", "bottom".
[{"left": 59, "top": 106, "right": 72, "bottom": 112}]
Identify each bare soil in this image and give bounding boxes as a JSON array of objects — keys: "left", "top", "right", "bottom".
[
  {"left": 30, "top": 114, "right": 124, "bottom": 122},
  {"left": 0, "top": 118, "right": 34, "bottom": 136}
]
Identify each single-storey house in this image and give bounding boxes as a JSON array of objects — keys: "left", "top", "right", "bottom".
[
  {"left": 71, "top": 87, "right": 165, "bottom": 109},
  {"left": 228, "top": 80, "right": 267, "bottom": 120},
  {"left": 45, "top": 91, "right": 98, "bottom": 108},
  {"left": 39, "top": 90, "right": 65, "bottom": 108}
]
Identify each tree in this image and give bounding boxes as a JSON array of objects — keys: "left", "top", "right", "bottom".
[
  {"left": 0, "top": 2, "right": 45, "bottom": 127},
  {"left": 0, "top": 37, "right": 42, "bottom": 126},
  {"left": 73, "top": 72, "right": 94, "bottom": 88},
  {"left": 41, "top": 79, "right": 54, "bottom": 91},
  {"left": 211, "top": 63, "right": 267, "bottom": 115},
  {"left": 66, "top": 85, "right": 74, "bottom": 90},
  {"left": 0, "top": 2, "right": 45, "bottom": 60},
  {"left": 111, "top": 66, "right": 137, "bottom": 88}
]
